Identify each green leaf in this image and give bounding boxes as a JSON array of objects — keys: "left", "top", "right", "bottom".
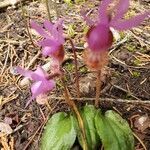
[
  {"left": 64, "top": 0, "right": 72, "bottom": 5},
  {"left": 76, "top": 105, "right": 99, "bottom": 150},
  {"left": 40, "top": 112, "right": 76, "bottom": 150},
  {"left": 95, "top": 110, "right": 134, "bottom": 150},
  {"left": 105, "top": 110, "right": 134, "bottom": 150}
]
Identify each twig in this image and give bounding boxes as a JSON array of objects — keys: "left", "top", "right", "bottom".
[
  {"left": 48, "top": 96, "right": 150, "bottom": 105},
  {"left": 112, "top": 84, "right": 141, "bottom": 100},
  {"left": 0, "top": 45, "right": 10, "bottom": 75},
  {"left": 23, "top": 123, "right": 43, "bottom": 150},
  {"left": 45, "top": 0, "right": 52, "bottom": 21},
  {"left": 26, "top": 51, "right": 41, "bottom": 69},
  {"left": 110, "top": 54, "right": 150, "bottom": 69},
  {"left": 109, "top": 33, "right": 129, "bottom": 54},
  {"left": 0, "top": 94, "right": 19, "bottom": 108},
  {"left": 133, "top": 132, "right": 147, "bottom": 150}
]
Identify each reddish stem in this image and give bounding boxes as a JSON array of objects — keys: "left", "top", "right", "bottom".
[
  {"left": 95, "top": 70, "right": 101, "bottom": 108},
  {"left": 67, "top": 38, "right": 80, "bottom": 98}
]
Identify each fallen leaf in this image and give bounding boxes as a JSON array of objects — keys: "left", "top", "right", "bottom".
[
  {"left": 134, "top": 114, "right": 150, "bottom": 132},
  {"left": 4, "top": 117, "right": 12, "bottom": 125},
  {"left": 0, "top": 122, "right": 13, "bottom": 135}
]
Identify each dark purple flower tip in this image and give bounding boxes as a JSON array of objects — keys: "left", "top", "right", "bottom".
[{"left": 86, "top": 24, "right": 113, "bottom": 52}]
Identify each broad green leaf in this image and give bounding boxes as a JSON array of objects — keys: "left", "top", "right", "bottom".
[
  {"left": 95, "top": 110, "right": 134, "bottom": 150},
  {"left": 105, "top": 110, "right": 134, "bottom": 150},
  {"left": 40, "top": 112, "right": 76, "bottom": 150},
  {"left": 76, "top": 105, "right": 99, "bottom": 150}
]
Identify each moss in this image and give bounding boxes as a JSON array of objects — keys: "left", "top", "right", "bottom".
[
  {"left": 126, "top": 45, "right": 136, "bottom": 52},
  {"left": 80, "top": 66, "right": 88, "bottom": 74},
  {"left": 133, "top": 59, "right": 141, "bottom": 66},
  {"left": 132, "top": 71, "right": 141, "bottom": 78},
  {"left": 65, "top": 62, "right": 75, "bottom": 72}
]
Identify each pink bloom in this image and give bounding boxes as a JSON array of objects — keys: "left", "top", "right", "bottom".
[
  {"left": 83, "top": 0, "right": 150, "bottom": 52},
  {"left": 30, "top": 19, "right": 65, "bottom": 62},
  {"left": 16, "top": 67, "right": 55, "bottom": 106}
]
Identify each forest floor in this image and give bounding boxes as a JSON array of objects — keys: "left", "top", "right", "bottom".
[{"left": 0, "top": 0, "right": 150, "bottom": 149}]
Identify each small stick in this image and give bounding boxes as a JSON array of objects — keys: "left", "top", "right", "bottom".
[
  {"left": 45, "top": 0, "right": 52, "bottom": 21},
  {"left": 23, "top": 122, "right": 44, "bottom": 150},
  {"left": 45, "top": 100, "right": 52, "bottom": 111},
  {"left": 67, "top": 38, "right": 80, "bottom": 98},
  {"left": 133, "top": 132, "right": 147, "bottom": 150},
  {"left": 48, "top": 97, "right": 150, "bottom": 105},
  {"left": 95, "top": 70, "right": 101, "bottom": 108}
]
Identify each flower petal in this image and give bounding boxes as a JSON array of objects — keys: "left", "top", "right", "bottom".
[
  {"left": 15, "top": 67, "right": 33, "bottom": 79},
  {"left": 43, "top": 20, "right": 53, "bottom": 32},
  {"left": 38, "top": 38, "right": 58, "bottom": 47},
  {"left": 32, "top": 67, "right": 48, "bottom": 81},
  {"left": 30, "top": 20, "right": 50, "bottom": 38},
  {"left": 31, "top": 81, "right": 43, "bottom": 98},
  {"left": 98, "top": 0, "right": 112, "bottom": 24},
  {"left": 42, "top": 46, "right": 58, "bottom": 57},
  {"left": 111, "top": 11, "right": 150, "bottom": 30},
  {"left": 54, "top": 19, "right": 65, "bottom": 43},
  {"left": 31, "top": 80, "right": 55, "bottom": 99},
  {"left": 87, "top": 24, "right": 113, "bottom": 51},
  {"left": 25, "top": 78, "right": 55, "bottom": 107},
  {"left": 112, "top": 0, "right": 129, "bottom": 21},
  {"left": 43, "top": 20, "right": 57, "bottom": 38},
  {"left": 46, "top": 80, "right": 55, "bottom": 91}
]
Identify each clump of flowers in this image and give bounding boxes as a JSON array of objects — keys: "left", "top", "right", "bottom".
[
  {"left": 16, "top": 67, "right": 55, "bottom": 106},
  {"left": 15, "top": 0, "right": 149, "bottom": 107},
  {"left": 83, "top": 0, "right": 150, "bottom": 70},
  {"left": 12, "top": 1, "right": 150, "bottom": 149},
  {"left": 15, "top": 19, "right": 66, "bottom": 106}
]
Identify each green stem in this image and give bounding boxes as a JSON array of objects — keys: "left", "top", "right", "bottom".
[{"left": 61, "top": 77, "right": 87, "bottom": 150}]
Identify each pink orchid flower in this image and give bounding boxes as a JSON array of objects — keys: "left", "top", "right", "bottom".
[
  {"left": 82, "top": 0, "right": 149, "bottom": 70},
  {"left": 83, "top": 0, "right": 150, "bottom": 52},
  {"left": 30, "top": 19, "right": 65, "bottom": 63},
  {"left": 16, "top": 67, "right": 55, "bottom": 106}
]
